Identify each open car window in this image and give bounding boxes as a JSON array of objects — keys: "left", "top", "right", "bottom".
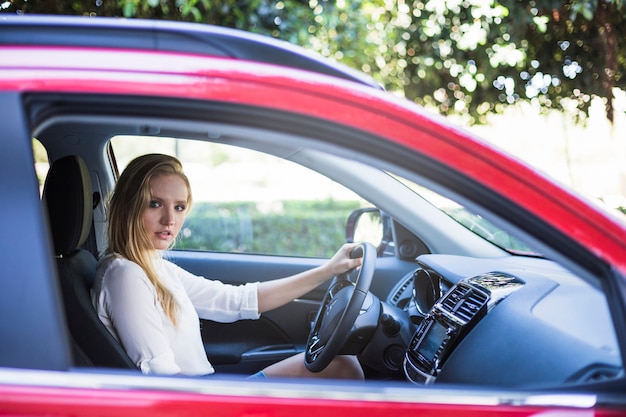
[{"left": 3, "top": 14, "right": 626, "bottom": 415}]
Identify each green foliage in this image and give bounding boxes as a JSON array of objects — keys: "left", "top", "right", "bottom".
[
  {"left": 176, "top": 200, "right": 361, "bottom": 257},
  {"left": 3, "top": 0, "right": 625, "bottom": 125},
  {"left": 384, "top": 0, "right": 626, "bottom": 124}
]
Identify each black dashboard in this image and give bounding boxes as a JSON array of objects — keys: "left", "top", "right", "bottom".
[{"left": 387, "top": 254, "right": 623, "bottom": 388}]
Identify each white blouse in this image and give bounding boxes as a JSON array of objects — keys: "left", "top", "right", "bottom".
[{"left": 91, "top": 254, "right": 259, "bottom": 376}]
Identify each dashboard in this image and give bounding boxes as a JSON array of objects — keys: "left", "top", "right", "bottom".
[{"left": 386, "top": 254, "right": 623, "bottom": 388}]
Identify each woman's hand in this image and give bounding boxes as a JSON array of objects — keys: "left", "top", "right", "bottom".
[
  {"left": 256, "top": 242, "right": 364, "bottom": 313},
  {"left": 323, "top": 243, "right": 364, "bottom": 278}
]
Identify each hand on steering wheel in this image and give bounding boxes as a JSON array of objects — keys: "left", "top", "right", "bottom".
[{"left": 305, "top": 242, "right": 376, "bottom": 372}]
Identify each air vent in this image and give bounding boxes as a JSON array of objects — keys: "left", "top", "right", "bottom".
[
  {"left": 439, "top": 283, "right": 488, "bottom": 324},
  {"left": 391, "top": 273, "right": 414, "bottom": 304},
  {"left": 574, "top": 366, "right": 623, "bottom": 383}
]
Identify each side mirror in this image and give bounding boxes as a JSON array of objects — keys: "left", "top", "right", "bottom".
[{"left": 346, "top": 208, "right": 393, "bottom": 256}]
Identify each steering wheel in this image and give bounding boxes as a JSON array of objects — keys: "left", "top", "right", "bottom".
[{"left": 305, "top": 242, "right": 376, "bottom": 372}]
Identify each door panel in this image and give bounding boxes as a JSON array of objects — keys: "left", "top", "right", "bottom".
[{"left": 0, "top": 92, "right": 72, "bottom": 371}]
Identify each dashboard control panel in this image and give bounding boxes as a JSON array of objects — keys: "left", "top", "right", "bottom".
[{"left": 404, "top": 281, "right": 490, "bottom": 384}]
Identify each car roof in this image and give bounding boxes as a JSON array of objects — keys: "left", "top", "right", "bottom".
[{"left": 0, "top": 14, "right": 381, "bottom": 90}]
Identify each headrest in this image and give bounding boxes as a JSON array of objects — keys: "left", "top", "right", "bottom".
[{"left": 43, "top": 155, "right": 93, "bottom": 256}]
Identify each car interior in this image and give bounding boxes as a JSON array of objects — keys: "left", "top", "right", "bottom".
[{"left": 29, "top": 91, "right": 624, "bottom": 394}]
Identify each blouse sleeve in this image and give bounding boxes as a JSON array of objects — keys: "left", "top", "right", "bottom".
[
  {"left": 99, "top": 258, "right": 181, "bottom": 375},
  {"left": 165, "top": 260, "right": 260, "bottom": 322}
]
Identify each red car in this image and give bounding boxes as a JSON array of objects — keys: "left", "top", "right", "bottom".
[{"left": 1, "top": 15, "right": 625, "bottom": 416}]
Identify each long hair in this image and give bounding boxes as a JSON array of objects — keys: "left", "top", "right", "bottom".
[{"left": 106, "top": 153, "right": 193, "bottom": 325}]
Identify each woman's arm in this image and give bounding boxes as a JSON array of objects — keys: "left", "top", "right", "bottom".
[{"left": 256, "top": 243, "right": 363, "bottom": 313}]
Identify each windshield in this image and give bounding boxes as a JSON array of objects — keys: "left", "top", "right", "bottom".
[{"left": 396, "top": 176, "right": 536, "bottom": 254}]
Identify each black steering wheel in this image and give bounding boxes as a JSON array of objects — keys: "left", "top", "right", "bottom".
[{"left": 305, "top": 242, "right": 376, "bottom": 372}]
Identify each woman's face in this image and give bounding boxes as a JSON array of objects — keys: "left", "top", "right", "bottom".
[{"left": 142, "top": 174, "right": 189, "bottom": 251}]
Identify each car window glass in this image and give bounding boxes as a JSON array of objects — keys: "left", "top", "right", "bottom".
[
  {"left": 110, "top": 136, "right": 371, "bottom": 257},
  {"left": 393, "top": 174, "right": 536, "bottom": 254}
]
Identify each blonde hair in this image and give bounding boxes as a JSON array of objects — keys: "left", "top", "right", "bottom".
[{"left": 107, "top": 153, "right": 192, "bottom": 325}]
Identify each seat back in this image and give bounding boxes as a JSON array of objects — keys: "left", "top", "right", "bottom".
[{"left": 43, "top": 155, "right": 136, "bottom": 370}]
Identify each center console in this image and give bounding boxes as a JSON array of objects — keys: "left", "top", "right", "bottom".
[{"left": 403, "top": 281, "right": 490, "bottom": 384}]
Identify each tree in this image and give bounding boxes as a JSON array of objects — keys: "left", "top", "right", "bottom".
[
  {"left": 355, "top": 0, "right": 626, "bottom": 124},
  {"left": 3, "top": 0, "right": 624, "bottom": 124}
]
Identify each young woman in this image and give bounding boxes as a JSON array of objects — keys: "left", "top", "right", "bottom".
[{"left": 91, "top": 153, "right": 363, "bottom": 379}]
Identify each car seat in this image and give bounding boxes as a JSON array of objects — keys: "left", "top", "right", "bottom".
[{"left": 43, "top": 155, "right": 136, "bottom": 370}]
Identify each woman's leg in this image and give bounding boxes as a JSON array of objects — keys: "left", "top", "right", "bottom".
[{"left": 261, "top": 352, "right": 364, "bottom": 380}]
